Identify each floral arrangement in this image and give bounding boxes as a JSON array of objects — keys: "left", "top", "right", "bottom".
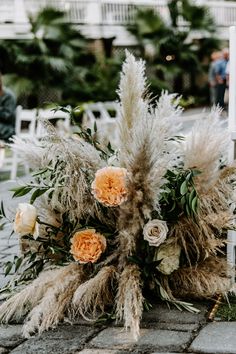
[{"left": 0, "top": 52, "right": 235, "bottom": 339}]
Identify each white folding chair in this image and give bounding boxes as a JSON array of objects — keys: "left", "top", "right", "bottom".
[
  {"left": 15, "top": 106, "right": 37, "bottom": 138},
  {"left": 10, "top": 106, "right": 37, "bottom": 180},
  {"left": 83, "top": 102, "right": 120, "bottom": 147},
  {"left": 36, "top": 109, "right": 70, "bottom": 139}
]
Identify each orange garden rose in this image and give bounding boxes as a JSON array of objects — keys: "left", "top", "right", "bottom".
[
  {"left": 91, "top": 166, "right": 128, "bottom": 206},
  {"left": 70, "top": 229, "right": 107, "bottom": 263}
]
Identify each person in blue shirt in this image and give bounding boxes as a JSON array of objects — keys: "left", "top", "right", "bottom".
[
  {"left": 214, "top": 48, "right": 229, "bottom": 109},
  {"left": 0, "top": 71, "right": 16, "bottom": 142},
  {"left": 208, "top": 51, "right": 222, "bottom": 105}
]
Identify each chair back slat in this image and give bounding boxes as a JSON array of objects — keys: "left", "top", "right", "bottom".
[{"left": 83, "top": 101, "right": 120, "bottom": 146}]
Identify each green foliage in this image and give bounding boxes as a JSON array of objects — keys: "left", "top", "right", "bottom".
[
  {"left": 216, "top": 296, "right": 236, "bottom": 321},
  {"left": 0, "top": 7, "right": 121, "bottom": 107},
  {"left": 62, "top": 58, "right": 121, "bottom": 105},
  {"left": 160, "top": 168, "right": 200, "bottom": 221},
  {"left": 128, "top": 0, "right": 220, "bottom": 100},
  {"left": 11, "top": 183, "right": 53, "bottom": 204}
]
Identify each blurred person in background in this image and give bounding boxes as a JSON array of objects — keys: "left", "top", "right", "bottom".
[
  {"left": 214, "top": 48, "right": 229, "bottom": 109},
  {"left": 0, "top": 71, "right": 16, "bottom": 144},
  {"left": 208, "top": 51, "right": 222, "bottom": 106}
]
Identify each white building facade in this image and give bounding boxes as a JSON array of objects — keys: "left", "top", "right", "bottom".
[{"left": 1, "top": 0, "right": 236, "bottom": 44}]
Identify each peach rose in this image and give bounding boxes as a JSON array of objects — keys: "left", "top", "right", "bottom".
[
  {"left": 91, "top": 166, "right": 128, "bottom": 206},
  {"left": 14, "top": 203, "right": 39, "bottom": 240},
  {"left": 70, "top": 229, "right": 106, "bottom": 263}
]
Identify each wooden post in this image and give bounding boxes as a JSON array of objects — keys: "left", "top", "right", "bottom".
[{"left": 227, "top": 26, "right": 236, "bottom": 283}]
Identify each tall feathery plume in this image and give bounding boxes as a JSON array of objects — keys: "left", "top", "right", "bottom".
[
  {"left": 116, "top": 265, "right": 143, "bottom": 341},
  {"left": 116, "top": 52, "right": 180, "bottom": 338},
  {"left": 10, "top": 136, "right": 46, "bottom": 170},
  {"left": 72, "top": 266, "right": 117, "bottom": 320},
  {"left": 0, "top": 267, "right": 63, "bottom": 323},
  {"left": 183, "top": 107, "right": 229, "bottom": 191},
  {"left": 117, "top": 52, "right": 181, "bottom": 262},
  {"left": 22, "top": 263, "right": 85, "bottom": 337},
  {"left": 0, "top": 264, "right": 86, "bottom": 337}
]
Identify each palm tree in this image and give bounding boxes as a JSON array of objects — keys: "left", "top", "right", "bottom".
[
  {"left": 128, "top": 0, "right": 220, "bottom": 98},
  {"left": 0, "top": 7, "right": 94, "bottom": 107}
]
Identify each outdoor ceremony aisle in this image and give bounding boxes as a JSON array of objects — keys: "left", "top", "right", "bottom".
[{"left": 0, "top": 179, "right": 20, "bottom": 289}]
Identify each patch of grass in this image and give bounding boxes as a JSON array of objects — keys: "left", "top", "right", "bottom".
[
  {"left": 0, "top": 171, "right": 10, "bottom": 182},
  {"left": 216, "top": 296, "right": 236, "bottom": 321},
  {"left": 0, "top": 167, "right": 27, "bottom": 182}
]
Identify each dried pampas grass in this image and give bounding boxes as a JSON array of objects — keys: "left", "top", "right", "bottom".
[
  {"left": 0, "top": 264, "right": 86, "bottom": 337},
  {"left": 169, "top": 216, "right": 223, "bottom": 266},
  {"left": 72, "top": 266, "right": 117, "bottom": 320},
  {"left": 117, "top": 53, "right": 181, "bottom": 266},
  {"left": 22, "top": 263, "right": 85, "bottom": 337},
  {"left": 183, "top": 108, "right": 229, "bottom": 191},
  {"left": 0, "top": 267, "right": 62, "bottom": 323},
  {"left": 10, "top": 136, "right": 45, "bottom": 170},
  {"left": 116, "top": 265, "right": 143, "bottom": 341},
  {"left": 169, "top": 257, "right": 231, "bottom": 298}
]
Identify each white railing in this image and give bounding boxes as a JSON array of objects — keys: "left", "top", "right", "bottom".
[
  {"left": 0, "top": 0, "right": 14, "bottom": 23},
  {"left": 1, "top": 0, "right": 236, "bottom": 26},
  {"left": 1, "top": 0, "right": 236, "bottom": 41}
]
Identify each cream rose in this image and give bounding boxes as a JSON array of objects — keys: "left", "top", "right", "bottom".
[
  {"left": 14, "top": 203, "right": 39, "bottom": 240},
  {"left": 143, "top": 219, "right": 168, "bottom": 247},
  {"left": 70, "top": 229, "right": 107, "bottom": 264},
  {"left": 156, "top": 243, "right": 181, "bottom": 275}
]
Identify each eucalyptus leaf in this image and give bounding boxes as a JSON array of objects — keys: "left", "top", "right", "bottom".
[
  {"left": 12, "top": 186, "right": 33, "bottom": 198},
  {"left": 192, "top": 196, "right": 198, "bottom": 214},
  {"left": 4, "top": 262, "right": 13, "bottom": 276},
  {"left": 0, "top": 201, "right": 6, "bottom": 218},
  {"left": 30, "top": 188, "right": 49, "bottom": 204},
  {"left": 180, "top": 181, "right": 188, "bottom": 195}
]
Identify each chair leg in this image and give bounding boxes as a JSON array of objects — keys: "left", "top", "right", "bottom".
[
  {"left": 24, "top": 163, "right": 30, "bottom": 175},
  {"left": 11, "top": 152, "right": 18, "bottom": 180},
  {"left": 227, "top": 230, "right": 236, "bottom": 284}
]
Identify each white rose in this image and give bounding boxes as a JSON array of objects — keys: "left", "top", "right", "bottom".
[
  {"left": 14, "top": 203, "right": 39, "bottom": 240},
  {"left": 143, "top": 219, "right": 168, "bottom": 247},
  {"left": 156, "top": 243, "right": 181, "bottom": 275}
]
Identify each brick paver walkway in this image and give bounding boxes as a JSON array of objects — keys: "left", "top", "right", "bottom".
[{"left": 0, "top": 180, "right": 21, "bottom": 289}]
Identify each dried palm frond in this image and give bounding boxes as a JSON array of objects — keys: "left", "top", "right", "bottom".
[
  {"left": 203, "top": 211, "right": 234, "bottom": 230},
  {"left": 72, "top": 266, "right": 117, "bottom": 320},
  {"left": 169, "top": 216, "right": 224, "bottom": 265},
  {"left": 116, "top": 264, "right": 143, "bottom": 341},
  {"left": 169, "top": 257, "right": 231, "bottom": 298}
]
